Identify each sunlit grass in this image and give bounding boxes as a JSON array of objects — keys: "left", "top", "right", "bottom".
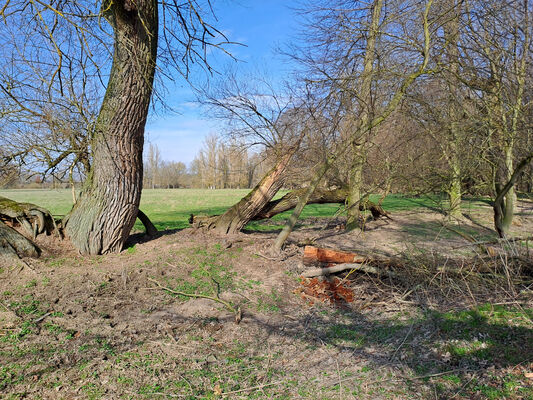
[{"left": 0, "top": 188, "right": 492, "bottom": 233}]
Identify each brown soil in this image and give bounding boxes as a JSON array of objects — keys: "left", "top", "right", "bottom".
[{"left": 0, "top": 203, "right": 532, "bottom": 399}]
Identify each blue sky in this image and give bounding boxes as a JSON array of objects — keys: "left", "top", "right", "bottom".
[{"left": 146, "top": 1, "right": 298, "bottom": 164}]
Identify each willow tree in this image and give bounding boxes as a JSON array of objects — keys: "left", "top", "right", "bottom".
[{"left": 0, "top": 1, "right": 226, "bottom": 255}]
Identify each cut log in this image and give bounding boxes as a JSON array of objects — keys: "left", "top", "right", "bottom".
[{"left": 303, "top": 246, "right": 367, "bottom": 265}]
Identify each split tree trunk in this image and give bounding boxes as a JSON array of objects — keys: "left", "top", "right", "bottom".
[
  {"left": 494, "top": 151, "right": 533, "bottom": 237},
  {"left": 64, "top": 0, "right": 158, "bottom": 254},
  {"left": 204, "top": 152, "right": 295, "bottom": 234}
]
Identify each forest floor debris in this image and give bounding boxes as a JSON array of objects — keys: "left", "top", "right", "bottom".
[{"left": 0, "top": 204, "right": 532, "bottom": 399}]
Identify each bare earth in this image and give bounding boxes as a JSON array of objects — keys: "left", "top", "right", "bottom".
[{"left": 1, "top": 202, "right": 532, "bottom": 399}]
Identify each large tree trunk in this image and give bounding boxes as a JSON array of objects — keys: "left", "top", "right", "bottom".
[
  {"left": 204, "top": 151, "right": 295, "bottom": 234},
  {"left": 64, "top": 1, "right": 158, "bottom": 255}
]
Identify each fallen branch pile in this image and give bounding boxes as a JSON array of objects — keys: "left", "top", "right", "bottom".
[{"left": 296, "top": 246, "right": 399, "bottom": 305}]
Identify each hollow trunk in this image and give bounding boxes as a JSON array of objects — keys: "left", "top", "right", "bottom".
[
  {"left": 64, "top": 1, "right": 158, "bottom": 254},
  {"left": 206, "top": 151, "right": 294, "bottom": 234}
]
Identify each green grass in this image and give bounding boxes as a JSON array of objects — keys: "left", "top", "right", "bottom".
[{"left": 0, "top": 188, "right": 493, "bottom": 233}]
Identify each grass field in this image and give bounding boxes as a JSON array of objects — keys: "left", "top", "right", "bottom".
[
  {"left": 1, "top": 189, "right": 531, "bottom": 399},
  {"left": 0, "top": 188, "right": 491, "bottom": 232}
]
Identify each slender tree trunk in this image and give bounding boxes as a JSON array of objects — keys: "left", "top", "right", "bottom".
[
  {"left": 272, "top": 0, "right": 433, "bottom": 251},
  {"left": 448, "top": 139, "right": 462, "bottom": 219},
  {"left": 346, "top": 145, "right": 366, "bottom": 230},
  {"left": 345, "top": 0, "right": 383, "bottom": 230},
  {"left": 64, "top": 0, "right": 158, "bottom": 255},
  {"left": 444, "top": 0, "right": 463, "bottom": 220},
  {"left": 501, "top": 143, "right": 516, "bottom": 233}
]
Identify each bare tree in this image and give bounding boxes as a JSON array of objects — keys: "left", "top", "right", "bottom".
[
  {"left": 0, "top": 0, "right": 230, "bottom": 255},
  {"left": 195, "top": 71, "right": 312, "bottom": 234}
]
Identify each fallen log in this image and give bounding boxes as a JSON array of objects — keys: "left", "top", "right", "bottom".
[
  {"left": 189, "top": 188, "right": 393, "bottom": 228},
  {"left": 253, "top": 188, "right": 392, "bottom": 221},
  {"left": 0, "top": 196, "right": 58, "bottom": 238},
  {"left": 303, "top": 245, "right": 366, "bottom": 265},
  {"left": 301, "top": 263, "right": 398, "bottom": 278}
]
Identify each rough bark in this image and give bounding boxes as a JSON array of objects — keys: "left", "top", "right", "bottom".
[
  {"left": 0, "top": 221, "right": 40, "bottom": 259},
  {"left": 204, "top": 151, "right": 295, "bottom": 234},
  {"left": 64, "top": 0, "right": 158, "bottom": 254}
]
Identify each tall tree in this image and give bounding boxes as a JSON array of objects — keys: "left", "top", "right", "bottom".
[{"left": 0, "top": 1, "right": 227, "bottom": 255}]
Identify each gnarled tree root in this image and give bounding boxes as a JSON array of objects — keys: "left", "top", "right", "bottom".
[
  {"left": 0, "top": 221, "right": 40, "bottom": 259},
  {"left": 137, "top": 209, "right": 158, "bottom": 237},
  {"left": 0, "top": 196, "right": 59, "bottom": 239}
]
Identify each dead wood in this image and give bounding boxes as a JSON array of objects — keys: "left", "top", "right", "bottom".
[
  {"left": 189, "top": 189, "right": 392, "bottom": 229},
  {"left": 301, "top": 262, "right": 398, "bottom": 278},
  {"left": 253, "top": 188, "right": 393, "bottom": 221},
  {"left": 0, "top": 195, "right": 58, "bottom": 239},
  {"left": 0, "top": 221, "right": 41, "bottom": 259},
  {"left": 303, "top": 245, "right": 367, "bottom": 265}
]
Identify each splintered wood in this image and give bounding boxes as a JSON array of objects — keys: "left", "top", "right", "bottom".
[
  {"left": 294, "top": 277, "right": 355, "bottom": 305},
  {"left": 296, "top": 246, "right": 367, "bottom": 305},
  {"left": 303, "top": 246, "right": 366, "bottom": 266}
]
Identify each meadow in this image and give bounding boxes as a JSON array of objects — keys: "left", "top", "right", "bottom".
[
  {"left": 0, "top": 188, "right": 532, "bottom": 399},
  {"left": 0, "top": 188, "right": 492, "bottom": 232}
]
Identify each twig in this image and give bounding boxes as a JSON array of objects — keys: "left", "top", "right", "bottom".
[
  {"left": 220, "top": 380, "right": 284, "bottom": 396},
  {"left": 147, "top": 278, "right": 242, "bottom": 324},
  {"left": 255, "top": 252, "right": 278, "bottom": 261},
  {"left": 390, "top": 323, "right": 414, "bottom": 361},
  {"left": 330, "top": 368, "right": 471, "bottom": 387},
  {"left": 34, "top": 311, "right": 52, "bottom": 324}
]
